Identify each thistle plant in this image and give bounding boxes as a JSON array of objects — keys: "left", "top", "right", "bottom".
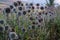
[{"left": 0, "top": 0, "right": 57, "bottom": 40}]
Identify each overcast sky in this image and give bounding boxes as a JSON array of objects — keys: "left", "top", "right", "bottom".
[{"left": 0, "top": 0, "right": 60, "bottom": 5}]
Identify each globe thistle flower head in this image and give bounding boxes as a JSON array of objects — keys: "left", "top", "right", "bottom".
[
  {"left": 36, "top": 3, "right": 40, "bottom": 6},
  {"left": 0, "top": 26, "right": 5, "bottom": 33},
  {"left": 29, "top": 17, "right": 34, "bottom": 21},
  {"left": 17, "top": 1, "right": 21, "bottom": 5},
  {"left": 23, "top": 11, "right": 26, "bottom": 15},
  {"left": 18, "top": 12, "right": 21, "bottom": 16},
  {"left": 29, "top": 6, "right": 31, "bottom": 9},
  {"left": 40, "top": 6, "right": 44, "bottom": 10},
  {"left": 37, "top": 6, "right": 40, "bottom": 9},
  {"left": 32, "top": 21, "right": 36, "bottom": 25},
  {"left": 5, "top": 25, "right": 9, "bottom": 31},
  {"left": 49, "top": 11, "right": 54, "bottom": 15},
  {"left": 39, "top": 12, "right": 41, "bottom": 15},
  {"left": 38, "top": 25, "right": 40, "bottom": 28},
  {"left": 27, "top": 9, "right": 31, "bottom": 13},
  {"left": 28, "top": 26, "right": 32, "bottom": 30},
  {"left": 30, "top": 3, "right": 33, "bottom": 6},
  {"left": 5, "top": 25, "right": 12, "bottom": 32},
  {"left": 13, "top": 2, "right": 18, "bottom": 7},
  {"left": 18, "top": 6, "right": 22, "bottom": 11},
  {"left": 11, "top": 28, "right": 15, "bottom": 32},
  {"left": 0, "top": 20, "right": 4, "bottom": 24},
  {"left": 51, "top": 12, "right": 54, "bottom": 15},
  {"left": 22, "top": 28, "right": 26, "bottom": 32},
  {"left": 5, "top": 7, "right": 11, "bottom": 13},
  {"left": 38, "top": 18, "right": 43, "bottom": 23},
  {"left": 17, "top": 34, "right": 21, "bottom": 39},
  {"left": 13, "top": 8, "right": 17, "bottom": 13},
  {"left": 26, "top": 3, "right": 28, "bottom": 6},
  {"left": 21, "top": 3, "right": 24, "bottom": 6},
  {"left": 9, "top": 32, "right": 18, "bottom": 39},
  {"left": 31, "top": 6, "right": 35, "bottom": 9},
  {"left": 10, "top": 5, "right": 14, "bottom": 9},
  {"left": 45, "top": 12, "right": 48, "bottom": 15},
  {"left": 32, "top": 25, "right": 35, "bottom": 29}
]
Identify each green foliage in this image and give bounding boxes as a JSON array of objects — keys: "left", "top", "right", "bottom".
[{"left": 46, "top": 0, "right": 54, "bottom": 6}]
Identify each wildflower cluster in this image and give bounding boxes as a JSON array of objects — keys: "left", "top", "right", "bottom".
[{"left": 0, "top": 0, "right": 56, "bottom": 40}]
